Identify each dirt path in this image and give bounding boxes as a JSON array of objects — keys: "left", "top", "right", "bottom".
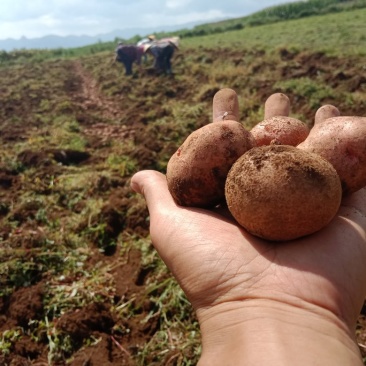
[
  {"left": 71, "top": 60, "right": 121, "bottom": 121},
  {"left": 71, "top": 60, "right": 137, "bottom": 140}
]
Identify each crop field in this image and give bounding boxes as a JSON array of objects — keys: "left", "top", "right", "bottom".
[{"left": 0, "top": 7, "right": 366, "bottom": 366}]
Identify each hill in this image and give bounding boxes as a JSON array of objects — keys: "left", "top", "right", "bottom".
[
  {"left": 0, "top": 21, "right": 202, "bottom": 52},
  {"left": 176, "top": 0, "right": 366, "bottom": 39},
  {"left": 0, "top": 6, "right": 366, "bottom": 366}
]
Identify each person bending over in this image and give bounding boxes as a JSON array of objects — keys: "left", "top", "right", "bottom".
[
  {"left": 114, "top": 42, "right": 144, "bottom": 76},
  {"left": 145, "top": 40, "right": 178, "bottom": 75}
]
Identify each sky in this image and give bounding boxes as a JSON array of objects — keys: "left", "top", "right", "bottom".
[{"left": 0, "top": 0, "right": 298, "bottom": 40}]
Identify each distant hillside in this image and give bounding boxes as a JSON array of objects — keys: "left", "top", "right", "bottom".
[
  {"left": 0, "top": 21, "right": 203, "bottom": 52},
  {"left": 177, "top": 0, "right": 366, "bottom": 38}
]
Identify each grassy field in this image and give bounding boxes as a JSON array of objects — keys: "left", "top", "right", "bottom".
[
  {"left": 185, "top": 8, "right": 366, "bottom": 56},
  {"left": 0, "top": 6, "right": 366, "bottom": 366}
]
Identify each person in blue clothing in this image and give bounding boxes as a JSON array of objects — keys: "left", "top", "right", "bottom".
[{"left": 144, "top": 39, "right": 178, "bottom": 75}]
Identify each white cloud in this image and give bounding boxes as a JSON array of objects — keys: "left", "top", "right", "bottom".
[
  {"left": 166, "top": 0, "right": 193, "bottom": 9},
  {"left": 0, "top": 16, "right": 62, "bottom": 39},
  {"left": 143, "top": 9, "right": 229, "bottom": 27},
  {"left": 38, "top": 14, "right": 60, "bottom": 27},
  {"left": 0, "top": 12, "right": 112, "bottom": 39},
  {"left": 0, "top": 0, "right": 299, "bottom": 40}
]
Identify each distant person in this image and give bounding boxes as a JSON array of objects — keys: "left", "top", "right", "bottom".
[
  {"left": 136, "top": 34, "right": 156, "bottom": 47},
  {"left": 114, "top": 42, "right": 144, "bottom": 76},
  {"left": 144, "top": 39, "right": 178, "bottom": 75},
  {"left": 158, "top": 36, "right": 180, "bottom": 48},
  {"left": 136, "top": 35, "right": 155, "bottom": 63}
]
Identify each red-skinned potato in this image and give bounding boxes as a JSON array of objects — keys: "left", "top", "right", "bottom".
[
  {"left": 250, "top": 93, "right": 310, "bottom": 146},
  {"left": 225, "top": 145, "right": 342, "bottom": 241},
  {"left": 297, "top": 115, "right": 366, "bottom": 195},
  {"left": 166, "top": 88, "right": 256, "bottom": 208}
]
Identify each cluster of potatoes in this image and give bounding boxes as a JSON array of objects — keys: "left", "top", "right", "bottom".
[{"left": 166, "top": 88, "right": 366, "bottom": 241}]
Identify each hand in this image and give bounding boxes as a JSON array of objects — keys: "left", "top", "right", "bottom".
[{"left": 131, "top": 170, "right": 366, "bottom": 365}]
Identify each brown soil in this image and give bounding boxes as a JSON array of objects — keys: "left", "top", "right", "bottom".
[
  {"left": 0, "top": 58, "right": 167, "bottom": 366},
  {"left": 0, "top": 47, "right": 366, "bottom": 365}
]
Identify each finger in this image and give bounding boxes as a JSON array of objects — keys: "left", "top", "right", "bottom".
[
  {"left": 131, "top": 169, "right": 205, "bottom": 273},
  {"left": 314, "top": 105, "right": 340, "bottom": 125},
  {"left": 264, "top": 93, "right": 290, "bottom": 119},
  {"left": 212, "top": 88, "right": 239, "bottom": 122},
  {"left": 130, "top": 170, "right": 177, "bottom": 213},
  {"left": 341, "top": 187, "right": 366, "bottom": 217}
]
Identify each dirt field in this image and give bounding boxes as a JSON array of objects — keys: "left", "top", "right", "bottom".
[{"left": 1, "top": 46, "right": 366, "bottom": 365}]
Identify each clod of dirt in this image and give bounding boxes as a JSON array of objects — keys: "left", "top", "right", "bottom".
[
  {"left": 7, "top": 284, "right": 44, "bottom": 328},
  {"left": 56, "top": 302, "right": 115, "bottom": 347},
  {"left": 0, "top": 172, "right": 17, "bottom": 189},
  {"left": 84, "top": 187, "right": 149, "bottom": 253}
]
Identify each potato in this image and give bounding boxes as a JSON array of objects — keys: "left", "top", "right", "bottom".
[
  {"left": 251, "top": 116, "right": 310, "bottom": 147},
  {"left": 166, "top": 88, "right": 256, "bottom": 207},
  {"left": 167, "top": 121, "right": 256, "bottom": 207},
  {"left": 297, "top": 116, "right": 366, "bottom": 195},
  {"left": 250, "top": 93, "right": 309, "bottom": 146},
  {"left": 225, "top": 145, "right": 342, "bottom": 241}
]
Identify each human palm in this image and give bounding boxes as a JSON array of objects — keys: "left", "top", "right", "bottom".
[{"left": 131, "top": 170, "right": 366, "bottom": 330}]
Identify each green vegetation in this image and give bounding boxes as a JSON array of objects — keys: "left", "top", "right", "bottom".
[
  {"left": 238, "top": 0, "right": 366, "bottom": 26},
  {"left": 0, "top": 1, "right": 366, "bottom": 364},
  {"left": 184, "top": 8, "right": 366, "bottom": 56}
]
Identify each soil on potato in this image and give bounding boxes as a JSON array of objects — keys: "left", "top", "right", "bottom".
[{"left": 1, "top": 46, "right": 366, "bottom": 365}]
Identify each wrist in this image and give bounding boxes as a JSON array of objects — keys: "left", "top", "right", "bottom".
[{"left": 197, "top": 298, "right": 363, "bottom": 366}]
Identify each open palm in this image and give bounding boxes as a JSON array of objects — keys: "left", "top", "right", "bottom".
[{"left": 131, "top": 170, "right": 366, "bottom": 331}]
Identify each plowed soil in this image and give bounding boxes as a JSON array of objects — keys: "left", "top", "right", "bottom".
[{"left": 1, "top": 46, "right": 366, "bottom": 365}]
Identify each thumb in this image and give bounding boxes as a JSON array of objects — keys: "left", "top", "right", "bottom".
[
  {"left": 130, "top": 170, "right": 177, "bottom": 214},
  {"left": 130, "top": 170, "right": 188, "bottom": 267}
]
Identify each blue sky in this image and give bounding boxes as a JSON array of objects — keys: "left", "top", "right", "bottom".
[{"left": 0, "top": 0, "right": 298, "bottom": 40}]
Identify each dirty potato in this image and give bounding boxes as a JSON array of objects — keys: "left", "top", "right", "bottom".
[{"left": 225, "top": 145, "right": 342, "bottom": 241}]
